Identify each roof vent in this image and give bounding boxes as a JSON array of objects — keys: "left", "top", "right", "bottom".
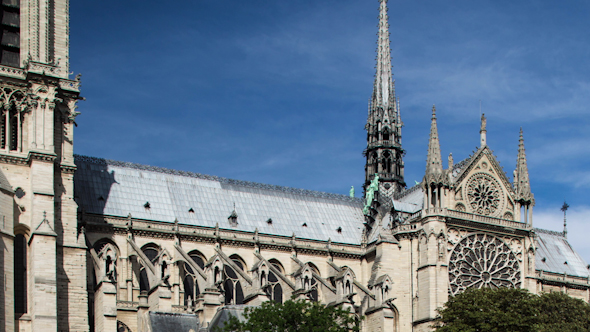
[
  {"left": 144, "top": 202, "right": 151, "bottom": 209},
  {"left": 267, "top": 218, "right": 273, "bottom": 225},
  {"left": 564, "top": 261, "right": 568, "bottom": 265},
  {"left": 188, "top": 208, "right": 195, "bottom": 213},
  {"left": 302, "top": 223, "right": 307, "bottom": 227},
  {"left": 541, "top": 257, "right": 546, "bottom": 263},
  {"left": 336, "top": 227, "right": 342, "bottom": 233},
  {"left": 98, "top": 196, "right": 105, "bottom": 201}
]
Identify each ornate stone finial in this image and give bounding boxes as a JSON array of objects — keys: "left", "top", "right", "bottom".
[
  {"left": 561, "top": 201, "right": 569, "bottom": 238},
  {"left": 42, "top": 210, "right": 47, "bottom": 222},
  {"left": 448, "top": 153, "right": 454, "bottom": 169},
  {"left": 349, "top": 186, "right": 355, "bottom": 197},
  {"left": 514, "top": 128, "right": 533, "bottom": 204},
  {"left": 480, "top": 113, "right": 487, "bottom": 147}
]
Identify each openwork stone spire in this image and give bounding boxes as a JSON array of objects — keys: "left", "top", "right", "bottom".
[
  {"left": 514, "top": 128, "right": 533, "bottom": 203},
  {"left": 364, "top": 0, "right": 404, "bottom": 198},
  {"left": 423, "top": 105, "right": 444, "bottom": 184}
]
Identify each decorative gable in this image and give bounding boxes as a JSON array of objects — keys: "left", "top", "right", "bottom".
[{"left": 450, "top": 147, "right": 516, "bottom": 220}]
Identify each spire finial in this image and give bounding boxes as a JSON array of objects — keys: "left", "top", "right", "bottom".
[
  {"left": 480, "top": 113, "right": 487, "bottom": 147},
  {"left": 561, "top": 201, "right": 569, "bottom": 238},
  {"left": 432, "top": 104, "right": 436, "bottom": 118}
]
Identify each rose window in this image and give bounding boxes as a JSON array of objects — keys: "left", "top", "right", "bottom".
[
  {"left": 448, "top": 234, "right": 520, "bottom": 296},
  {"left": 466, "top": 173, "right": 502, "bottom": 216}
]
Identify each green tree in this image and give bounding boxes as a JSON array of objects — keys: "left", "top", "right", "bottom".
[
  {"left": 536, "top": 291, "right": 590, "bottom": 332},
  {"left": 433, "top": 287, "right": 539, "bottom": 332},
  {"left": 219, "top": 299, "right": 360, "bottom": 332}
]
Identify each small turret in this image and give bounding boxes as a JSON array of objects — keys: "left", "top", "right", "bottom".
[
  {"left": 514, "top": 128, "right": 534, "bottom": 224},
  {"left": 424, "top": 105, "right": 443, "bottom": 182}
]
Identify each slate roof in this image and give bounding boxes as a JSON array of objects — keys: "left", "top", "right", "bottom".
[
  {"left": 535, "top": 228, "right": 590, "bottom": 278},
  {"left": 73, "top": 155, "right": 365, "bottom": 244}
]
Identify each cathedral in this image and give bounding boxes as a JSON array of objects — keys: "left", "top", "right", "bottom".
[{"left": 0, "top": 0, "right": 587, "bottom": 331}]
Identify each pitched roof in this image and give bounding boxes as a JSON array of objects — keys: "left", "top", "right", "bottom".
[
  {"left": 73, "top": 155, "right": 365, "bottom": 244},
  {"left": 535, "top": 228, "right": 590, "bottom": 277}
]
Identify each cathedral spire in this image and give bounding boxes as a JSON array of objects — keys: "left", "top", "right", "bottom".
[
  {"left": 373, "top": 0, "right": 394, "bottom": 110},
  {"left": 514, "top": 128, "right": 532, "bottom": 202},
  {"left": 364, "top": 0, "right": 404, "bottom": 198},
  {"left": 424, "top": 105, "right": 443, "bottom": 181}
]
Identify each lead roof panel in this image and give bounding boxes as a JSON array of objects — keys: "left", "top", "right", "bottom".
[
  {"left": 535, "top": 228, "right": 590, "bottom": 278},
  {"left": 74, "top": 155, "right": 364, "bottom": 244}
]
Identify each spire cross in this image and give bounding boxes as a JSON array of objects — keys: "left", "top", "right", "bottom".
[{"left": 561, "top": 201, "right": 569, "bottom": 238}]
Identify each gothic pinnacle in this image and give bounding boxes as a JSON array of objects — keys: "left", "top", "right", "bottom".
[
  {"left": 514, "top": 128, "right": 533, "bottom": 203},
  {"left": 424, "top": 105, "right": 443, "bottom": 183}
]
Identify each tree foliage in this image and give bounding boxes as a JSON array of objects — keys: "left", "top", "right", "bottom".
[
  {"left": 219, "top": 299, "right": 360, "bottom": 332},
  {"left": 434, "top": 287, "right": 590, "bottom": 332}
]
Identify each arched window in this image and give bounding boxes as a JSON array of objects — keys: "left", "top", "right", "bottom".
[
  {"left": 370, "top": 153, "right": 378, "bottom": 174},
  {"left": 266, "top": 270, "right": 282, "bottom": 303},
  {"left": 223, "top": 264, "right": 244, "bottom": 305},
  {"left": 268, "top": 259, "right": 284, "bottom": 274},
  {"left": 183, "top": 251, "right": 206, "bottom": 307},
  {"left": 14, "top": 233, "right": 26, "bottom": 314},
  {"left": 0, "top": 90, "right": 25, "bottom": 151},
  {"left": 139, "top": 246, "right": 159, "bottom": 292},
  {"left": 229, "top": 254, "right": 246, "bottom": 271},
  {"left": 382, "top": 151, "right": 393, "bottom": 173},
  {"left": 382, "top": 127, "right": 390, "bottom": 141}
]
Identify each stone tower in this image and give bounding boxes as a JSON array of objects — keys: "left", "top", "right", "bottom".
[
  {"left": 0, "top": 1, "right": 85, "bottom": 331},
  {"left": 364, "top": 0, "right": 405, "bottom": 198}
]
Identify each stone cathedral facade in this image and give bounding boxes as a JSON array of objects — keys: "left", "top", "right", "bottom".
[{"left": 0, "top": 0, "right": 587, "bottom": 331}]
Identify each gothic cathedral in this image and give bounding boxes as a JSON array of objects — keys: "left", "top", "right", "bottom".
[{"left": 0, "top": 1, "right": 587, "bottom": 332}]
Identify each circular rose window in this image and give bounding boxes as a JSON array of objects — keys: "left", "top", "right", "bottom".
[
  {"left": 448, "top": 234, "right": 521, "bottom": 296},
  {"left": 466, "top": 173, "right": 503, "bottom": 216}
]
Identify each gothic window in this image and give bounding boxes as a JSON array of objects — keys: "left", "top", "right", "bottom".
[
  {"left": 14, "top": 233, "right": 26, "bottom": 315},
  {"left": 382, "top": 127, "right": 390, "bottom": 141},
  {"left": 139, "top": 246, "right": 159, "bottom": 292},
  {"left": 448, "top": 234, "right": 521, "bottom": 296},
  {"left": 117, "top": 321, "right": 132, "bottom": 332},
  {"left": 370, "top": 153, "right": 378, "bottom": 174},
  {"left": 264, "top": 270, "right": 283, "bottom": 304},
  {"left": 382, "top": 151, "right": 392, "bottom": 173},
  {"left": 183, "top": 251, "right": 205, "bottom": 306},
  {"left": 0, "top": 0, "right": 20, "bottom": 67},
  {"left": 223, "top": 264, "right": 244, "bottom": 305}
]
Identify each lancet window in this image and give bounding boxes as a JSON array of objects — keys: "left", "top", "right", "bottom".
[
  {"left": 0, "top": 0, "right": 20, "bottom": 67},
  {"left": 139, "top": 245, "right": 159, "bottom": 292},
  {"left": 14, "top": 233, "right": 26, "bottom": 315},
  {"left": 223, "top": 264, "right": 244, "bottom": 305},
  {"left": 0, "top": 88, "right": 25, "bottom": 152},
  {"left": 183, "top": 251, "right": 205, "bottom": 307}
]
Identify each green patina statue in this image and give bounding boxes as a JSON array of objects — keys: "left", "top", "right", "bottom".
[
  {"left": 349, "top": 186, "right": 355, "bottom": 197},
  {"left": 363, "top": 174, "right": 379, "bottom": 215}
]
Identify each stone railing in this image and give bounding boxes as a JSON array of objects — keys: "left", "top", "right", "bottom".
[
  {"left": 366, "top": 140, "right": 400, "bottom": 150},
  {"left": 27, "top": 61, "right": 62, "bottom": 77},
  {"left": 171, "top": 305, "right": 192, "bottom": 313},
  {"left": 536, "top": 270, "right": 590, "bottom": 285},
  {"left": 96, "top": 215, "right": 365, "bottom": 256},
  {"left": 59, "top": 79, "right": 80, "bottom": 91},
  {"left": 0, "top": 64, "right": 25, "bottom": 79},
  {"left": 116, "top": 300, "right": 138, "bottom": 310},
  {"left": 446, "top": 209, "right": 530, "bottom": 230}
]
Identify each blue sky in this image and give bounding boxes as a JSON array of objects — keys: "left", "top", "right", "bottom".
[{"left": 69, "top": 1, "right": 590, "bottom": 261}]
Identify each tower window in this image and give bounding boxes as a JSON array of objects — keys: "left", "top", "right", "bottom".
[
  {"left": 0, "top": 0, "right": 20, "bottom": 67},
  {"left": 14, "top": 233, "right": 27, "bottom": 314},
  {"left": 382, "top": 127, "right": 390, "bottom": 141}
]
